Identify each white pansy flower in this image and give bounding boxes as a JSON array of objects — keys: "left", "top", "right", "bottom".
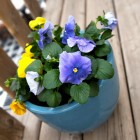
[
  {"left": 104, "top": 12, "right": 117, "bottom": 30},
  {"left": 26, "top": 71, "right": 44, "bottom": 95}
]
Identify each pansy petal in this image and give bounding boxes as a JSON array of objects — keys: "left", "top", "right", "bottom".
[
  {"left": 78, "top": 42, "right": 96, "bottom": 53},
  {"left": 62, "top": 16, "right": 75, "bottom": 44},
  {"left": 26, "top": 71, "right": 44, "bottom": 95},
  {"left": 67, "top": 37, "right": 77, "bottom": 47},
  {"left": 44, "top": 21, "right": 54, "bottom": 30},
  {"left": 104, "top": 12, "right": 118, "bottom": 30},
  {"left": 38, "top": 21, "right": 54, "bottom": 50},
  {"left": 77, "top": 38, "right": 96, "bottom": 53}
]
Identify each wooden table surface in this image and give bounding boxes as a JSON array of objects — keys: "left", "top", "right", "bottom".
[{"left": 11, "top": 0, "right": 140, "bottom": 139}]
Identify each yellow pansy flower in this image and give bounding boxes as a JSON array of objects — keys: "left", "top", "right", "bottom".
[
  {"left": 22, "top": 44, "right": 34, "bottom": 58},
  {"left": 29, "top": 17, "right": 46, "bottom": 30},
  {"left": 10, "top": 101, "right": 26, "bottom": 115},
  {"left": 17, "top": 57, "right": 35, "bottom": 78}
]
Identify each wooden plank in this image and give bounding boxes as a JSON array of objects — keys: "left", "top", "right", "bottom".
[
  {"left": 39, "top": 123, "right": 61, "bottom": 140},
  {"left": 39, "top": 123, "right": 82, "bottom": 140},
  {"left": 42, "top": 0, "right": 64, "bottom": 24},
  {"left": 0, "top": 108, "right": 24, "bottom": 140},
  {"left": 10, "top": 111, "right": 42, "bottom": 140},
  {"left": 114, "top": 0, "right": 140, "bottom": 139},
  {"left": 0, "top": 47, "right": 17, "bottom": 98},
  {"left": 83, "top": 0, "right": 136, "bottom": 140},
  {"left": 60, "top": 133, "right": 82, "bottom": 140},
  {"left": 60, "top": 0, "right": 85, "bottom": 29},
  {"left": 24, "top": 0, "right": 42, "bottom": 18},
  {"left": 0, "top": 0, "right": 31, "bottom": 47}
]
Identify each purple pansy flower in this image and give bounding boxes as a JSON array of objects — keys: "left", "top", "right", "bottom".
[
  {"left": 104, "top": 12, "right": 117, "bottom": 30},
  {"left": 67, "top": 37, "right": 96, "bottom": 53},
  {"left": 59, "top": 51, "right": 91, "bottom": 85},
  {"left": 62, "top": 16, "right": 75, "bottom": 44},
  {"left": 38, "top": 21, "right": 54, "bottom": 50}
]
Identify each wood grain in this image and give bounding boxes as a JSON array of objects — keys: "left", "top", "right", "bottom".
[
  {"left": 10, "top": 110, "right": 42, "bottom": 140},
  {"left": 60, "top": 133, "right": 82, "bottom": 140},
  {"left": 39, "top": 123, "right": 61, "bottom": 140},
  {"left": 114, "top": 0, "right": 140, "bottom": 139},
  {"left": 0, "top": 108, "right": 24, "bottom": 140},
  {"left": 60, "top": 0, "right": 85, "bottom": 29},
  {"left": 0, "top": 0, "right": 31, "bottom": 47},
  {"left": 24, "top": 0, "right": 42, "bottom": 18},
  {"left": 0, "top": 47, "right": 17, "bottom": 98},
  {"left": 42, "top": 0, "right": 64, "bottom": 24},
  {"left": 83, "top": 0, "right": 136, "bottom": 139}
]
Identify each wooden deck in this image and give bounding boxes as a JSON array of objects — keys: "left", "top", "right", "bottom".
[{"left": 10, "top": 0, "right": 140, "bottom": 139}]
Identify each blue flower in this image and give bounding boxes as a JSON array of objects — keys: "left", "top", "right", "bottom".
[
  {"left": 38, "top": 21, "right": 54, "bottom": 50},
  {"left": 62, "top": 16, "right": 75, "bottom": 44},
  {"left": 59, "top": 51, "right": 91, "bottom": 85},
  {"left": 104, "top": 12, "right": 117, "bottom": 30},
  {"left": 67, "top": 37, "right": 96, "bottom": 53}
]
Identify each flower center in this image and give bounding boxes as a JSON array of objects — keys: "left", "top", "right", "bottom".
[{"left": 73, "top": 68, "right": 78, "bottom": 73}]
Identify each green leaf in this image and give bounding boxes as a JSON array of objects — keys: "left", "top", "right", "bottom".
[
  {"left": 53, "top": 25, "right": 63, "bottom": 42},
  {"left": 43, "top": 69, "right": 62, "bottom": 89},
  {"left": 53, "top": 25, "right": 63, "bottom": 37},
  {"left": 25, "top": 60, "right": 43, "bottom": 74},
  {"left": 63, "top": 45, "right": 72, "bottom": 52},
  {"left": 92, "top": 58, "right": 98, "bottom": 74},
  {"left": 70, "top": 83, "right": 90, "bottom": 104},
  {"left": 83, "top": 34, "right": 92, "bottom": 40},
  {"left": 46, "top": 91, "right": 62, "bottom": 107},
  {"left": 19, "top": 92, "right": 31, "bottom": 102},
  {"left": 97, "top": 16, "right": 108, "bottom": 26},
  {"left": 28, "top": 31, "right": 39, "bottom": 40},
  {"left": 101, "top": 29, "right": 112, "bottom": 40},
  {"left": 85, "top": 26, "right": 97, "bottom": 35},
  {"left": 96, "top": 40, "right": 105, "bottom": 45},
  {"left": 86, "top": 56, "right": 98, "bottom": 80},
  {"left": 89, "top": 81, "right": 99, "bottom": 97},
  {"left": 94, "top": 44, "right": 111, "bottom": 57},
  {"left": 42, "top": 42, "right": 62, "bottom": 59},
  {"left": 75, "top": 23, "right": 80, "bottom": 36},
  {"left": 37, "top": 89, "right": 53, "bottom": 102},
  {"left": 4, "top": 79, "right": 12, "bottom": 87},
  {"left": 88, "top": 56, "right": 98, "bottom": 75},
  {"left": 43, "top": 61, "right": 52, "bottom": 72},
  {"left": 30, "top": 45, "right": 40, "bottom": 53},
  {"left": 85, "top": 21, "right": 103, "bottom": 40},
  {"left": 10, "top": 79, "right": 20, "bottom": 91},
  {"left": 95, "top": 59, "right": 114, "bottom": 79},
  {"left": 37, "top": 89, "right": 62, "bottom": 107},
  {"left": 86, "top": 21, "right": 95, "bottom": 30}
]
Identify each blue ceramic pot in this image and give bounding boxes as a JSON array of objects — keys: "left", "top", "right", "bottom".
[{"left": 25, "top": 44, "right": 119, "bottom": 133}]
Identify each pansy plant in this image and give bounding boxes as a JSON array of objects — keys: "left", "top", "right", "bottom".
[{"left": 5, "top": 12, "right": 118, "bottom": 115}]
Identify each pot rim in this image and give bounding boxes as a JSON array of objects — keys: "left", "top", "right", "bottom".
[{"left": 25, "top": 42, "right": 114, "bottom": 115}]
